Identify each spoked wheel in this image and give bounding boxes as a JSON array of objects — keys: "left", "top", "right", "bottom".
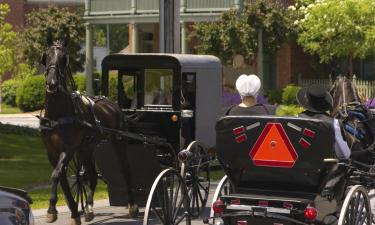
[
  {"left": 209, "top": 175, "right": 233, "bottom": 220},
  {"left": 338, "top": 185, "right": 372, "bottom": 225},
  {"left": 144, "top": 168, "right": 191, "bottom": 225},
  {"left": 66, "top": 152, "right": 91, "bottom": 215},
  {"left": 181, "top": 141, "right": 210, "bottom": 218}
]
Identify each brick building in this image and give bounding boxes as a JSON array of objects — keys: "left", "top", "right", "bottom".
[{"left": 1, "top": 0, "right": 84, "bottom": 30}]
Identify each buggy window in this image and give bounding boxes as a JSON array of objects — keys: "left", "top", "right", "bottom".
[
  {"left": 144, "top": 69, "right": 173, "bottom": 106},
  {"left": 119, "top": 75, "right": 137, "bottom": 109}
]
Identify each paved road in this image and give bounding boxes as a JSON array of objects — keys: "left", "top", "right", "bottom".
[
  {"left": 33, "top": 188, "right": 216, "bottom": 225},
  {"left": 0, "top": 114, "right": 39, "bottom": 129}
]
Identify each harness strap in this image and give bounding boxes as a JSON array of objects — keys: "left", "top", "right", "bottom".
[{"left": 38, "top": 115, "right": 95, "bottom": 131}]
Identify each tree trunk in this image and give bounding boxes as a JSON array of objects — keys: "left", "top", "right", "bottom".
[{"left": 349, "top": 55, "right": 353, "bottom": 77}]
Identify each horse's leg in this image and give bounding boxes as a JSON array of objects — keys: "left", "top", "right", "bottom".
[
  {"left": 59, "top": 156, "right": 81, "bottom": 225},
  {"left": 80, "top": 146, "right": 97, "bottom": 222},
  {"left": 112, "top": 136, "right": 138, "bottom": 217},
  {"left": 46, "top": 152, "right": 66, "bottom": 223}
]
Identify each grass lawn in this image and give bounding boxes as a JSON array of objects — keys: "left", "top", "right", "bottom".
[
  {"left": 0, "top": 133, "right": 108, "bottom": 209},
  {"left": 0, "top": 103, "right": 22, "bottom": 114},
  {"left": 0, "top": 133, "right": 224, "bottom": 210},
  {"left": 30, "top": 180, "right": 108, "bottom": 209}
]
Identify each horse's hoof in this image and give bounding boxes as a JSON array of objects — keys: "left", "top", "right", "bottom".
[
  {"left": 128, "top": 204, "right": 139, "bottom": 218},
  {"left": 70, "top": 217, "right": 81, "bottom": 225},
  {"left": 84, "top": 205, "right": 94, "bottom": 222},
  {"left": 45, "top": 213, "right": 58, "bottom": 223}
]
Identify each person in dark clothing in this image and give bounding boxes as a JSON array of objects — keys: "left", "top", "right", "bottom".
[
  {"left": 226, "top": 74, "right": 277, "bottom": 115},
  {"left": 297, "top": 84, "right": 350, "bottom": 159},
  {"left": 297, "top": 84, "right": 350, "bottom": 200}
]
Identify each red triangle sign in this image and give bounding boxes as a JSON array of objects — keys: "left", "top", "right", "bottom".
[{"left": 250, "top": 123, "right": 298, "bottom": 168}]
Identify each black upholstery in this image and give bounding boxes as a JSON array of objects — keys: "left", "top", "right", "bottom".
[{"left": 216, "top": 116, "right": 335, "bottom": 198}]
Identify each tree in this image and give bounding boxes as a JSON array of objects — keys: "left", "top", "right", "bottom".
[
  {"left": 191, "top": 0, "right": 292, "bottom": 64},
  {"left": 20, "top": 6, "right": 85, "bottom": 73},
  {"left": 292, "top": 0, "right": 375, "bottom": 74},
  {"left": 94, "top": 24, "right": 129, "bottom": 53},
  {"left": 0, "top": 4, "right": 16, "bottom": 77}
]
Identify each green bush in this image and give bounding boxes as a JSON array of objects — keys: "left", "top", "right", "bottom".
[
  {"left": 282, "top": 85, "right": 301, "bottom": 105},
  {"left": 1, "top": 79, "right": 19, "bottom": 107},
  {"left": 16, "top": 75, "right": 45, "bottom": 112},
  {"left": 73, "top": 74, "right": 86, "bottom": 92},
  {"left": 108, "top": 74, "right": 118, "bottom": 102},
  {"left": 265, "top": 89, "right": 282, "bottom": 104},
  {"left": 276, "top": 105, "right": 304, "bottom": 116}
]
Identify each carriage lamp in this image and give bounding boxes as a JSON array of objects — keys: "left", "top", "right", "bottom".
[
  {"left": 304, "top": 206, "right": 317, "bottom": 221},
  {"left": 171, "top": 114, "right": 178, "bottom": 122},
  {"left": 178, "top": 149, "right": 193, "bottom": 162},
  {"left": 212, "top": 199, "right": 226, "bottom": 214}
]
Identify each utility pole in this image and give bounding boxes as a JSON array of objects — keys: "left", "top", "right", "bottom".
[{"left": 159, "top": 0, "right": 180, "bottom": 53}]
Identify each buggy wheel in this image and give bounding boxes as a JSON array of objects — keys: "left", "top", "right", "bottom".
[
  {"left": 181, "top": 141, "right": 210, "bottom": 218},
  {"left": 143, "top": 168, "right": 191, "bottom": 225},
  {"left": 67, "top": 152, "right": 91, "bottom": 215},
  {"left": 210, "top": 175, "right": 233, "bottom": 219},
  {"left": 338, "top": 185, "right": 372, "bottom": 225}
]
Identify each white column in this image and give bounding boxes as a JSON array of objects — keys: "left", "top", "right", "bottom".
[
  {"left": 85, "top": 22, "right": 94, "bottom": 95},
  {"left": 181, "top": 22, "right": 187, "bottom": 54},
  {"left": 132, "top": 23, "right": 138, "bottom": 53}
]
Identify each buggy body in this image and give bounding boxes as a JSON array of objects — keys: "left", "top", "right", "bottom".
[
  {"left": 94, "top": 53, "right": 222, "bottom": 224},
  {"left": 210, "top": 115, "right": 373, "bottom": 225}
]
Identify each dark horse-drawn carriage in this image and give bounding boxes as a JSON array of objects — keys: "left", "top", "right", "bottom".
[
  {"left": 39, "top": 33, "right": 222, "bottom": 225},
  {"left": 207, "top": 76, "right": 375, "bottom": 225}
]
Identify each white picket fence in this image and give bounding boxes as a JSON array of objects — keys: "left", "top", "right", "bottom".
[{"left": 298, "top": 75, "right": 375, "bottom": 99}]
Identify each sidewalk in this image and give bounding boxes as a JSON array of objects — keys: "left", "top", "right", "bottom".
[
  {"left": 0, "top": 113, "right": 39, "bottom": 129},
  {"left": 33, "top": 199, "right": 110, "bottom": 217}
]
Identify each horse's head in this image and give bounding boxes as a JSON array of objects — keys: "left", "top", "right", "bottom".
[
  {"left": 329, "top": 75, "right": 362, "bottom": 117},
  {"left": 41, "top": 31, "right": 70, "bottom": 94}
]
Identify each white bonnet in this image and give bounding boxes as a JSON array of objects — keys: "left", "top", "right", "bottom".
[{"left": 235, "top": 74, "right": 261, "bottom": 98}]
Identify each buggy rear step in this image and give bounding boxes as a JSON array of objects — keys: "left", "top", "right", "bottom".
[
  {"left": 221, "top": 194, "right": 312, "bottom": 212},
  {"left": 207, "top": 194, "right": 312, "bottom": 225}
]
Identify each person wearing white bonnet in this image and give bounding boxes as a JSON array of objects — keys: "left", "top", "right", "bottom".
[
  {"left": 236, "top": 74, "right": 261, "bottom": 101},
  {"left": 226, "top": 74, "right": 277, "bottom": 115}
]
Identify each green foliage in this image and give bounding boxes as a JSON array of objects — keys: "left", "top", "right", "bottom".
[
  {"left": 265, "top": 89, "right": 282, "bottom": 104},
  {"left": 20, "top": 6, "right": 85, "bottom": 73},
  {"left": 94, "top": 24, "right": 129, "bottom": 53},
  {"left": 73, "top": 74, "right": 86, "bottom": 92},
  {"left": 13, "top": 63, "right": 37, "bottom": 79},
  {"left": 1, "top": 79, "right": 19, "bottom": 106},
  {"left": 16, "top": 75, "right": 45, "bottom": 112},
  {"left": 276, "top": 104, "right": 305, "bottom": 116},
  {"left": 192, "top": 0, "right": 292, "bottom": 63},
  {"left": 282, "top": 85, "right": 301, "bottom": 105},
  {"left": 0, "top": 4, "right": 16, "bottom": 77},
  {"left": 291, "top": 0, "right": 375, "bottom": 64},
  {"left": 108, "top": 73, "right": 118, "bottom": 102}
]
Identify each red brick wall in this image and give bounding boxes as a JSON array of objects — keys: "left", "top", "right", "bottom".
[
  {"left": 0, "top": 0, "right": 25, "bottom": 30},
  {"left": 276, "top": 43, "right": 292, "bottom": 88},
  {"left": 276, "top": 43, "right": 317, "bottom": 89},
  {"left": 152, "top": 24, "right": 159, "bottom": 53}
]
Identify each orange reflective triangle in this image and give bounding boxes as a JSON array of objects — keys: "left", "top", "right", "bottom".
[{"left": 250, "top": 123, "right": 298, "bottom": 168}]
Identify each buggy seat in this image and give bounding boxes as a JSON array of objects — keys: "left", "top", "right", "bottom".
[{"left": 216, "top": 116, "right": 336, "bottom": 199}]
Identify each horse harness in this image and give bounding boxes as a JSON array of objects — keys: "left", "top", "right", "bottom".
[{"left": 39, "top": 93, "right": 106, "bottom": 133}]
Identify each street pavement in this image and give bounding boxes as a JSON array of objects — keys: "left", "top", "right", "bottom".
[
  {"left": 33, "top": 187, "right": 216, "bottom": 225},
  {"left": 0, "top": 114, "right": 40, "bottom": 129}
]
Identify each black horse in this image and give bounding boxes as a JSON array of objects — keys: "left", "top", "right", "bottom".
[
  {"left": 40, "top": 32, "right": 137, "bottom": 225},
  {"left": 329, "top": 75, "right": 375, "bottom": 163}
]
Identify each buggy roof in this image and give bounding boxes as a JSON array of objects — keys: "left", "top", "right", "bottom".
[{"left": 102, "top": 53, "right": 222, "bottom": 70}]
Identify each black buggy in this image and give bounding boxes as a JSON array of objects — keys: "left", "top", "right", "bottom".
[
  {"left": 208, "top": 115, "right": 375, "bottom": 225},
  {"left": 94, "top": 53, "right": 222, "bottom": 225}
]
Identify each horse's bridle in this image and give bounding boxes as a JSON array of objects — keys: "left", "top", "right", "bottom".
[{"left": 44, "top": 44, "right": 73, "bottom": 94}]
